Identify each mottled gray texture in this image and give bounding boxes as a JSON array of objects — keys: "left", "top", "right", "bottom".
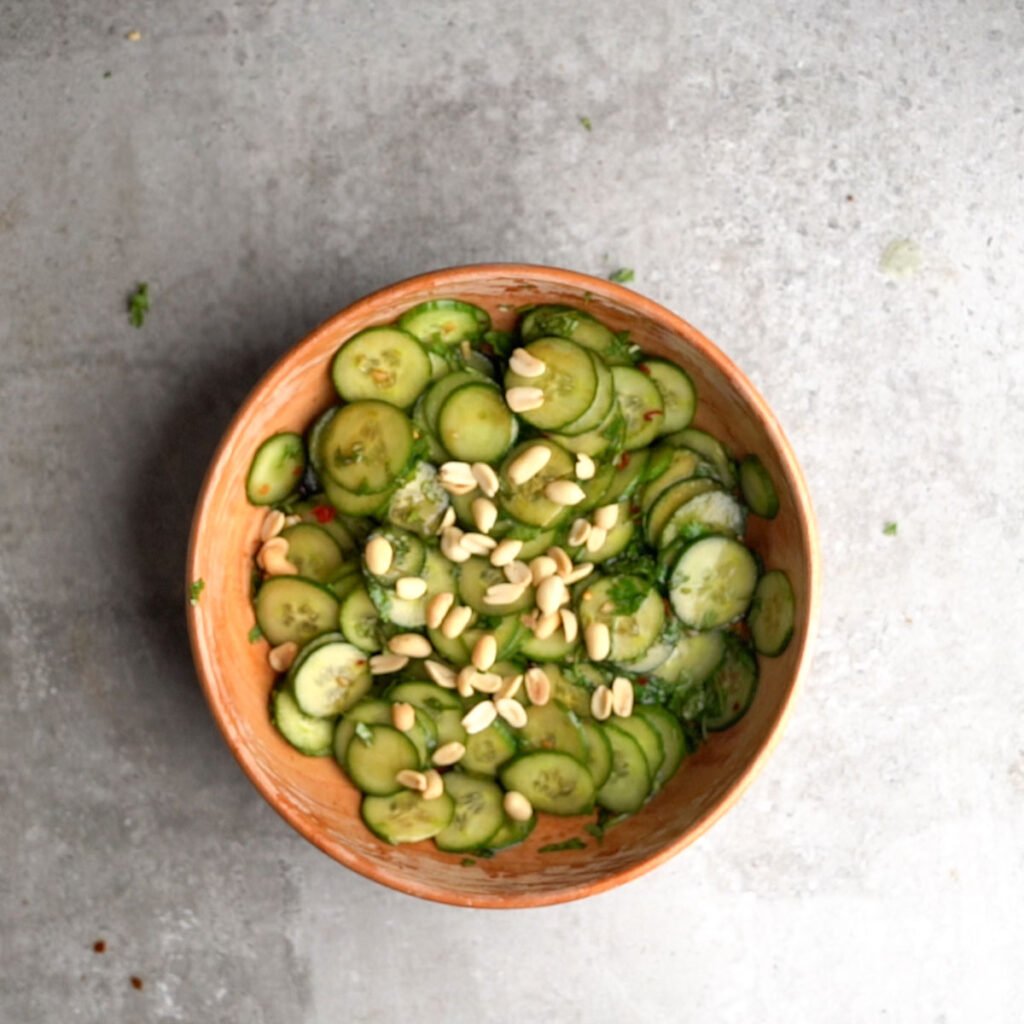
[{"left": 2, "top": 1, "right": 1023, "bottom": 1021}]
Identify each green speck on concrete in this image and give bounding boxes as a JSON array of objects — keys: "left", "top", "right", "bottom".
[
  {"left": 879, "top": 239, "right": 921, "bottom": 279},
  {"left": 883, "top": 521, "right": 898, "bottom": 536}
]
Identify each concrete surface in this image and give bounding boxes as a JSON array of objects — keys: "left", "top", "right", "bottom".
[{"left": 2, "top": 1, "right": 1022, "bottom": 1021}]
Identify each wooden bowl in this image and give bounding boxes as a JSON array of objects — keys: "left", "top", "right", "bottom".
[{"left": 187, "top": 264, "right": 821, "bottom": 908}]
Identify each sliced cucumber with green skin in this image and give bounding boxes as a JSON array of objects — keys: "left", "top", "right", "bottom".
[
  {"left": 333, "top": 700, "right": 392, "bottom": 765},
  {"left": 422, "top": 370, "right": 488, "bottom": 434},
  {"left": 398, "top": 299, "right": 490, "bottom": 346},
  {"left": 633, "top": 705, "right": 686, "bottom": 790},
  {"left": 640, "top": 446, "right": 704, "bottom": 513},
  {"left": 551, "top": 350, "right": 616, "bottom": 437},
  {"left": 437, "top": 382, "right": 517, "bottom": 462},
  {"left": 458, "top": 556, "right": 535, "bottom": 615},
  {"left": 518, "top": 624, "right": 579, "bottom": 661},
  {"left": 320, "top": 401, "right": 415, "bottom": 494},
  {"left": 668, "top": 427, "right": 737, "bottom": 489},
  {"left": 568, "top": 510, "right": 634, "bottom": 564},
  {"left": 291, "top": 640, "right": 372, "bottom": 717},
  {"left": 660, "top": 491, "right": 747, "bottom": 548},
  {"left": 291, "top": 496, "right": 358, "bottom": 553},
  {"left": 361, "top": 789, "right": 455, "bottom": 845},
  {"left": 576, "top": 575, "right": 666, "bottom": 663},
  {"left": 499, "top": 439, "right": 577, "bottom": 528},
  {"left": 306, "top": 406, "right": 340, "bottom": 481},
  {"left": 542, "top": 664, "right": 593, "bottom": 718},
  {"left": 580, "top": 720, "right": 612, "bottom": 788},
  {"left": 704, "top": 638, "right": 758, "bottom": 730},
  {"left": 548, "top": 405, "right": 626, "bottom": 457},
  {"left": 503, "top": 338, "right": 598, "bottom": 431},
  {"left": 668, "top": 536, "right": 759, "bottom": 630},
  {"left": 519, "top": 305, "right": 633, "bottom": 365},
  {"left": 484, "top": 812, "right": 536, "bottom": 852},
  {"left": 386, "top": 462, "right": 450, "bottom": 538},
  {"left": 613, "top": 623, "right": 679, "bottom": 674},
  {"left": 387, "top": 681, "right": 462, "bottom": 714},
  {"left": 461, "top": 615, "right": 523, "bottom": 663},
  {"left": 506, "top": 525, "right": 561, "bottom": 560},
  {"left": 602, "top": 448, "right": 649, "bottom": 504},
  {"left": 516, "top": 704, "right": 587, "bottom": 762},
  {"left": 575, "top": 462, "right": 617, "bottom": 514},
  {"left": 596, "top": 725, "right": 651, "bottom": 813},
  {"left": 271, "top": 687, "right": 335, "bottom": 756},
  {"left": 645, "top": 478, "right": 719, "bottom": 546},
  {"left": 338, "top": 585, "right": 383, "bottom": 653},
  {"left": 345, "top": 724, "right": 420, "bottom": 796},
  {"left": 375, "top": 546, "right": 458, "bottom": 629},
  {"left": 500, "top": 751, "right": 596, "bottom": 815},
  {"left": 748, "top": 569, "right": 795, "bottom": 656},
  {"left": 322, "top": 476, "right": 394, "bottom": 517},
  {"left": 652, "top": 630, "right": 727, "bottom": 687},
  {"left": 739, "top": 455, "right": 780, "bottom": 519},
  {"left": 611, "top": 365, "right": 665, "bottom": 450},
  {"left": 639, "top": 360, "right": 697, "bottom": 434},
  {"left": 363, "top": 527, "right": 425, "bottom": 586},
  {"left": 279, "top": 523, "right": 346, "bottom": 583},
  {"left": 255, "top": 576, "right": 341, "bottom": 646},
  {"left": 412, "top": 395, "right": 448, "bottom": 462},
  {"left": 246, "top": 432, "right": 306, "bottom": 505},
  {"left": 608, "top": 715, "right": 664, "bottom": 781},
  {"left": 461, "top": 720, "right": 518, "bottom": 775},
  {"left": 431, "top": 708, "right": 468, "bottom": 746},
  {"left": 331, "top": 326, "right": 432, "bottom": 409},
  {"left": 434, "top": 773, "right": 506, "bottom": 852}
]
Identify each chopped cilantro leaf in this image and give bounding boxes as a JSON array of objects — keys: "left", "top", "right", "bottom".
[
  {"left": 460, "top": 857, "right": 477, "bottom": 867},
  {"left": 883, "top": 521, "right": 898, "bottom": 536},
  {"left": 608, "top": 268, "right": 635, "bottom": 284},
  {"left": 128, "top": 282, "right": 150, "bottom": 328},
  {"left": 248, "top": 625, "right": 263, "bottom": 643},
  {"left": 578, "top": 115, "right": 592, "bottom": 131},
  {"left": 188, "top": 579, "right": 205, "bottom": 606},
  {"left": 539, "top": 838, "right": 587, "bottom": 853},
  {"left": 606, "top": 575, "right": 649, "bottom": 615}
]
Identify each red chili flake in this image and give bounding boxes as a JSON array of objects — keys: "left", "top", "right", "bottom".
[
  {"left": 643, "top": 409, "right": 663, "bottom": 421},
  {"left": 662, "top": 597, "right": 672, "bottom": 614},
  {"left": 93, "top": 940, "right": 106, "bottom": 954},
  {"left": 292, "top": 465, "right": 303, "bottom": 477},
  {"left": 130, "top": 977, "right": 144, "bottom": 991},
  {"left": 617, "top": 453, "right": 631, "bottom": 469},
  {"left": 480, "top": 342, "right": 495, "bottom": 356},
  {"left": 629, "top": 502, "right": 641, "bottom": 517},
  {"left": 635, "top": 676, "right": 648, "bottom": 686},
  {"left": 638, "top": 363, "right": 652, "bottom": 375},
  {"left": 312, "top": 505, "right": 335, "bottom": 523}
]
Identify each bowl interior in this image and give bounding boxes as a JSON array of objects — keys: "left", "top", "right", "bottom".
[{"left": 188, "top": 265, "right": 819, "bottom": 907}]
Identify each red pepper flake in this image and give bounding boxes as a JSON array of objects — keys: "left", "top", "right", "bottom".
[
  {"left": 617, "top": 453, "right": 631, "bottom": 469},
  {"left": 292, "top": 465, "right": 303, "bottom": 477},
  {"left": 312, "top": 504, "right": 335, "bottom": 523},
  {"left": 643, "top": 409, "right": 663, "bottom": 421},
  {"left": 130, "top": 977, "right": 144, "bottom": 991},
  {"left": 480, "top": 342, "right": 495, "bottom": 356},
  {"left": 92, "top": 940, "right": 106, "bottom": 954},
  {"left": 638, "top": 363, "right": 652, "bottom": 375},
  {"left": 635, "top": 676, "right": 648, "bottom": 686},
  {"left": 662, "top": 597, "right": 672, "bottom": 615}
]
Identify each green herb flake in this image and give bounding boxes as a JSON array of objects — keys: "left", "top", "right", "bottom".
[
  {"left": 608, "top": 268, "right": 635, "bottom": 284},
  {"left": 578, "top": 114, "right": 593, "bottom": 131},
  {"left": 354, "top": 722, "right": 374, "bottom": 746},
  {"left": 539, "top": 838, "right": 587, "bottom": 854},
  {"left": 127, "top": 282, "right": 150, "bottom": 328},
  {"left": 583, "top": 823, "right": 605, "bottom": 843},
  {"left": 103, "top": 70, "right": 112, "bottom": 79},
  {"left": 607, "top": 575, "right": 648, "bottom": 616},
  {"left": 188, "top": 579, "right": 205, "bottom": 606},
  {"left": 883, "top": 521, "right": 898, "bottom": 536},
  {"left": 460, "top": 857, "right": 477, "bottom": 867},
  {"left": 248, "top": 625, "right": 263, "bottom": 644}
]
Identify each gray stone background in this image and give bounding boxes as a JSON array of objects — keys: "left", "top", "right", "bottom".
[{"left": 2, "top": 1, "right": 1022, "bottom": 1021}]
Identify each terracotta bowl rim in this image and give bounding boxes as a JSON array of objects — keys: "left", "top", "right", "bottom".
[{"left": 186, "top": 262, "right": 822, "bottom": 908}]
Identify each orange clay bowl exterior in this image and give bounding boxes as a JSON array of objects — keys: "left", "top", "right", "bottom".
[{"left": 187, "top": 264, "right": 821, "bottom": 908}]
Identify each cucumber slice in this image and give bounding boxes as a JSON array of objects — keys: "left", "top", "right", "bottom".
[
  {"left": 422, "top": 370, "right": 487, "bottom": 432},
  {"left": 246, "top": 432, "right": 306, "bottom": 505},
  {"left": 704, "top": 638, "right": 758, "bottom": 730},
  {"left": 386, "top": 462, "right": 451, "bottom": 538},
  {"left": 612, "top": 621, "right": 679, "bottom": 674},
  {"left": 575, "top": 462, "right": 617, "bottom": 514},
  {"left": 322, "top": 476, "right": 395, "bottom": 517},
  {"left": 660, "top": 491, "right": 747, "bottom": 548},
  {"left": 437, "top": 382, "right": 517, "bottom": 462},
  {"left": 542, "top": 664, "right": 594, "bottom": 718},
  {"left": 644, "top": 478, "right": 719, "bottom": 545},
  {"left": 376, "top": 546, "right": 458, "bottom": 629},
  {"left": 498, "top": 439, "right": 576, "bottom": 528},
  {"left": 639, "top": 360, "right": 696, "bottom": 433},
  {"left": 461, "top": 615, "right": 523, "bottom": 663},
  {"left": 596, "top": 725, "right": 651, "bottom": 813},
  {"left": 291, "top": 640, "right": 372, "bottom": 717},
  {"left": 291, "top": 496, "right": 358, "bottom": 553},
  {"left": 516, "top": 704, "right": 587, "bottom": 762},
  {"left": 306, "top": 406, "right": 341, "bottom": 481},
  {"left": 431, "top": 708, "right": 468, "bottom": 746},
  {"left": 639, "top": 446, "right": 704, "bottom": 512},
  {"left": 255, "top": 576, "right": 341, "bottom": 646},
  {"left": 611, "top": 366, "right": 664, "bottom": 450},
  {"left": 602, "top": 448, "right": 649, "bottom": 504},
  {"left": 633, "top": 705, "right": 686, "bottom": 790},
  {"left": 386, "top": 681, "right": 462, "bottom": 714},
  {"left": 609, "top": 714, "right": 664, "bottom": 781},
  {"left": 361, "top": 789, "right": 455, "bottom": 845},
  {"left": 398, "top": 299, "right": 490, "bottom": 345},
  {"left": 320, "top": 401, "right": 415, "bottom": 494},
  {"left": 434, "top": 773, "right": 505, "bottom": 852},
  {"left": 461, "top": 720, "right": 518, "bottom": 775},
  {"left": 270, "top": 687, "right": 335, "bottom": 756},
  {"left": 579, "top": 720, "right": 612, "bottom": 788},
  {"left": 338, "top": 585, "right": 384, "bottom": 653},
  {"left": 503, "top": 338, "right": 598, "bottom": 431},
  {"left": 552, "top": 350, "right": 616, "bottom": 437},
  {"left": 458, "top": 556, "right": 535, "bottom": 615},
  {"left": 548, "top": 405, "right": 626, "bottom": 458},
  {"left": 739, "top": 455, "right": 780, "bottom": 519},
  {"left": 576, "top": 575, "right": 666, "bottom": 663},
  {"left": 333, "top": 700, "right": 392, "bottom": 765},
  {"left": 652, "top": 631, "right": 727, "bottom": 686},
  {"left": 518, "top": 623, "right": 579, "bottom": 661},
  {"left": 505, "top": 525, "right": 560, "bottom": 561},
  {"left": 484, "top": 812, "right": 537, "bottom": 852},
  {"left": 345, "top": 724, "right": 420, "bottom": 795},
  {"left": 331, "top": 326, "right": 432, "bottom": 409},
  {"left": 668, "top": 536, "right": 759, "bottom": 630},
  {"left": 568, "top": 509, "right": 634, "bottom": 564},
  {"left": 748, "top": 569, "right": 795, "bottom": 656},
  {"left": 279, "top": 523, "right": 346, "bottom": 584},
  {"left": 362, "top": 527, "right": 425, "bottom": 585},
  {"left": 500, "top": 751, "right": 596, "bottom": 815},
  {"left": 412, "top": 394, "right": 448, "bottom": 462},
  {"left": 668, "top": 427, "right": 737, "bottom": 489},
  {"left": 519, "top": 305, "right": 632, "bottom": 365}
]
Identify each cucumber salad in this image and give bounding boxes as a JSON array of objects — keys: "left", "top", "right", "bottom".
[{"left": 240, "top": 299, "right": 796, "bottom": 854}]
